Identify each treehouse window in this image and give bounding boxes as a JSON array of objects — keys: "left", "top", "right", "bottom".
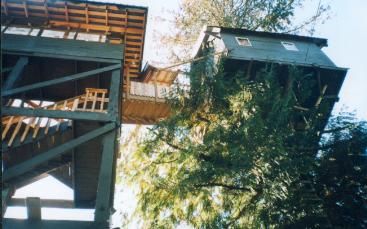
[
  {"left": 236, "top": 37, "right": 252, "bottom": 46},
  {"left": 281, "top": 41, "right": 298, "bottom": 51}
]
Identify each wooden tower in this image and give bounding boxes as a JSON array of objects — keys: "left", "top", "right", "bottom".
[{"left": 1, "top": 0, "right": 177, "bottom": 228}]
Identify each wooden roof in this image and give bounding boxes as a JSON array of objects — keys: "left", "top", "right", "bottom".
[
  {"left": 217, "top": 27, "right": 328, "bottom": 47},
  {"left": 1, "top": 0, "right": 148, "bottom": 78}
]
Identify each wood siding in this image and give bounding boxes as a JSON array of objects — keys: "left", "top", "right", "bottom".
[{"left": 221, "top": 33, "right": 337, "bottom": 68}]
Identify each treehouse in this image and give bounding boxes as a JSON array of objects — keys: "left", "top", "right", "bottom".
[
  {"left": 1, "top": 0, "right": 177, "bottom": 228},
  {"left": 193, "top": 26, "right": 348, "bottom": 130}
]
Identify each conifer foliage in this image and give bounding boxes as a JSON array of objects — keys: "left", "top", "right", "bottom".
[{"left": 122, "top": 57, "right": 367, "bottom": 228}]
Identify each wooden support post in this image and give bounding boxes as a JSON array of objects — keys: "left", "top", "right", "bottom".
[
  {"left": 2, "top": 57, "right": 28, "bottom": 91},
  {"left": 26, "top": 197, "right": 41, "bottom": 221},
  {"left": 246, "top": 60, "right": 253, "bottom": 79},
  {"left": 108, "top": 69, "right": 121, "bottom": 122},
  {"left": 33, "top": 117, "right": 42, "bottom": 138},
  {"left": 94, "top": 129, "right": 118, "bottom": 223},
  {"left": 8, "top": 116, "right": 25, "bottom": 146},
  {"left": 2, "top": 116, "right": 14, "bottom": 140},
  {"left": 154, "top": 73, "right": 158, "bottom": 103},
  {"left": 21, "top": 117, "right": 35, "bottom": 142},
  {"left": 2, "top": 64, "right": 121, "bottom": 96},
  {"left": 3, "top": 123, "right": 116, "bottom": 182},
  {"left": 100, "top": 92, "right": 106, "bottom": 112},
  {"left": 2, "top": 187, "right": 14, "bottom": 217},
  {"left": 91, "top": 92, "right": 97, "bottom": 111},
  {"left": 126, "top": 65, "right": 130, "bottom": 100}
]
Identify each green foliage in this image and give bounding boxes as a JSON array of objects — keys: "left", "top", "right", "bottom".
[
  {"left": 120, "top": 57, "right": 367, "bottom": 228},
  {"left": 315, "top": 116, "right": 367, "bottom": 228}
]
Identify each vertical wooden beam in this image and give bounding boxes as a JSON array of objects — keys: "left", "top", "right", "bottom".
[
  {"left": 125, "top": 65, "right": 130, "bottom": 100},
  {"left": 2, "top": 57, "right": 28, "bottom": 91},
  {"left": 26, "top": 197, "right": 41, "bottom": 221},
  {"left": 94, "top": 129, "right": 118, "bottom": 223},
  {"left": 3, "top": 0, "right": 8, "bottom": 16},
  {"left": 107, "top": 69, "right": 121, "bottom": 122},
  {"left": 2, "top": 187, "right": 14, "bottom": 217},
  {"left": 23, "top": 0, "right": 29, "bottom": 18},
  {"left": 100, "top": 92, "right": 105, "bottom": 112},
  {"left": 2, "top": 116, "right": 14, "bottom": 140},
  {"left": 154, "top": 72, "right": 158, "bottom": 103},
  {"left": 8, "top": 116, "right": 25, "bottom": 146},
  {"left": 85, "top": 5, "right": 89, "bottom": 32},
  {"left": 44, "top": 0, "right": 49, "bottom": 18}
]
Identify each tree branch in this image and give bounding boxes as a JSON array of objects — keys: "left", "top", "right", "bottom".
[{"left": 193, "top": 182, "right": 251, "bottom": 192}]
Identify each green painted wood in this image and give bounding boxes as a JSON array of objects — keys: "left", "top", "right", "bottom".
[
  {"left": 1, "top": 67, "right": 14, "bottom": 73},
  {"left": 2, "top": 57, "right": 28, "bottom": 90},
  {"left": 2, "top": 34, "right": 124, "bottom": 61},
  {"left": 94, "top": 130, "right": 118, "bottom": 223},
  {"left": 2, "top": 63, "right": 121, "bottom": 96},
  {"left": 3, "top": 123, "right": 116, "bottom": 182},
  {"left": 107, "top": 69, "right": 122, "bottom": 122},
  {"left": 8, "top": 198, "right": 74, "bottom": 208},
  {"left": 3, "top": 219, "right": 104, "bottom": 229},
  {"left": 3, "top": 51, "right": 121, "bottom": 64},
  {"left": 26, "top": 197, "right": 42, "bottom": 221},
  {"left": 2, "top": 107, "right": 113, "bottom": 122},
  {"left": 2, "top": 187, "right": 14, "bottom": 217},
  {"left": 220, "top": 33, "right": 337, "bottom": 68}
]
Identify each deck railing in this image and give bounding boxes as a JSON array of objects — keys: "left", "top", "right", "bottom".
[{"left": 128, "top": 81, "right": 190, "bottom": 100}]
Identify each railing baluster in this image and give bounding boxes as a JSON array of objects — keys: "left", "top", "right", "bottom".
[
  {"left": 2, "top": 116, "right": 14, "bottom": 140},
  {"left": 8, "top": 116, "right": 25, "bottom": 146}
]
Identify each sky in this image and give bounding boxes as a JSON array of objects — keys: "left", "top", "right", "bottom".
[{"left": 5, "top": 0, "right": 366, "bottom": 226}]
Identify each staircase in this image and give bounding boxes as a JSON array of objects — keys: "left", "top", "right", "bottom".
[{"left": 2, "top": 88, "right": 109, "bottom": 189}]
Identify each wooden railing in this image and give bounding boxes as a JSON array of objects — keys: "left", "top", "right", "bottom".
[
  {"left": 126, "top": 81, "right": 190, "bottom": 101},
  {"left": 2, "top": 88, "right": 109, "bottom": 147}
]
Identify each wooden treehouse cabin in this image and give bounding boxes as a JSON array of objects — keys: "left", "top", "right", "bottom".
[
  {"left": 1, "top": 0, "right": 177, "bottom": 228},
  {"left": 194, "top": 26, "right": 348, "bottom": 130},
  {"left": 193, "top": 27, "right": 348, "bottom": 227}
]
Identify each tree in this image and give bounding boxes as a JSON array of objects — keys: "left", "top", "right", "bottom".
[
  {"left": 122, "top": 57, "right": 366, "bottom": 228},
  {"left": 315, "top": 116, "right": 367, "bottom": 228},
  {"left": 155, "top": 0, "right": 330, "bottom": 61}
]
